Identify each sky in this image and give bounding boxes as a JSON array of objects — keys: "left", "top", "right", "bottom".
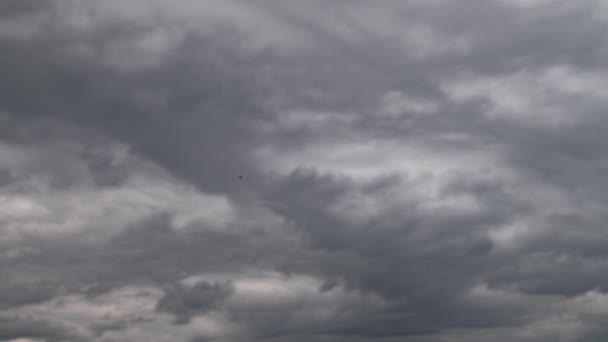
[{"left": 2, "top": 0, "right": 608, "bottom": 341}]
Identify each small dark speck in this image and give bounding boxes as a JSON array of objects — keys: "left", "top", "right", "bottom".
[{"left": 238, "top": 176, "right": 243, "bottom": 180}]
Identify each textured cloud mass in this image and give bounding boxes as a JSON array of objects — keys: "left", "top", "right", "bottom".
[{"left": 3, "top": 0, "right": 608, "bottom": 341}]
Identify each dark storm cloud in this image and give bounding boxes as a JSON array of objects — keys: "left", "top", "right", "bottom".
[
  {"left": 3, "top": 0, "right": 608, "bottom": 341},
  {"left": 0, "top": 32, "right": 267, "bottom": 194},
  {"left": 156, "top": 281, "right": 234, "bottom": 324},
  {"left": 0, "top": 283, "right": 58, "bottom": 310}
]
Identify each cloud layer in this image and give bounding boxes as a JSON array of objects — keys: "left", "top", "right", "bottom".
[{"left": 3, "top": 0, "right": 608, "bottom": 341}]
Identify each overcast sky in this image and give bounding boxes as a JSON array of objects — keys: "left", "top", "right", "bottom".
[{"left": 3, "top": 0, "right": 608, "bottom": 341}]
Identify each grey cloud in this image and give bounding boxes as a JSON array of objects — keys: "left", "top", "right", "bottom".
[
  {"left": 89, "top": 319, "right": 129, "bottom": 337},
  {"left": 0, "top": 283, "right": 58, "bottom": 310},
  {"left": 0, "top": 316, "right": 86, "bottom": 342},
  {"left": 0, "top": 0, "right": 48, "bottom": 18},
  {"left": 156, "top": 281, "right": 234, "bottom": 324},
  {"left": 3, "top": 0, "right": 608, "bottom": 341}
]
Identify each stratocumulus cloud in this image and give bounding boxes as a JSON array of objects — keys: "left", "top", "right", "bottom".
[{"left": 2, "top": 0, "right": 608, "bottom": 341}]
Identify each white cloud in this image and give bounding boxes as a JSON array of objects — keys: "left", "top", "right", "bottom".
[
  {"left": 0, "top": 140, "right": 235, "bottom": 242},
  {"left": 442, "top": 66, "right": 608, "bottom": 127}
]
